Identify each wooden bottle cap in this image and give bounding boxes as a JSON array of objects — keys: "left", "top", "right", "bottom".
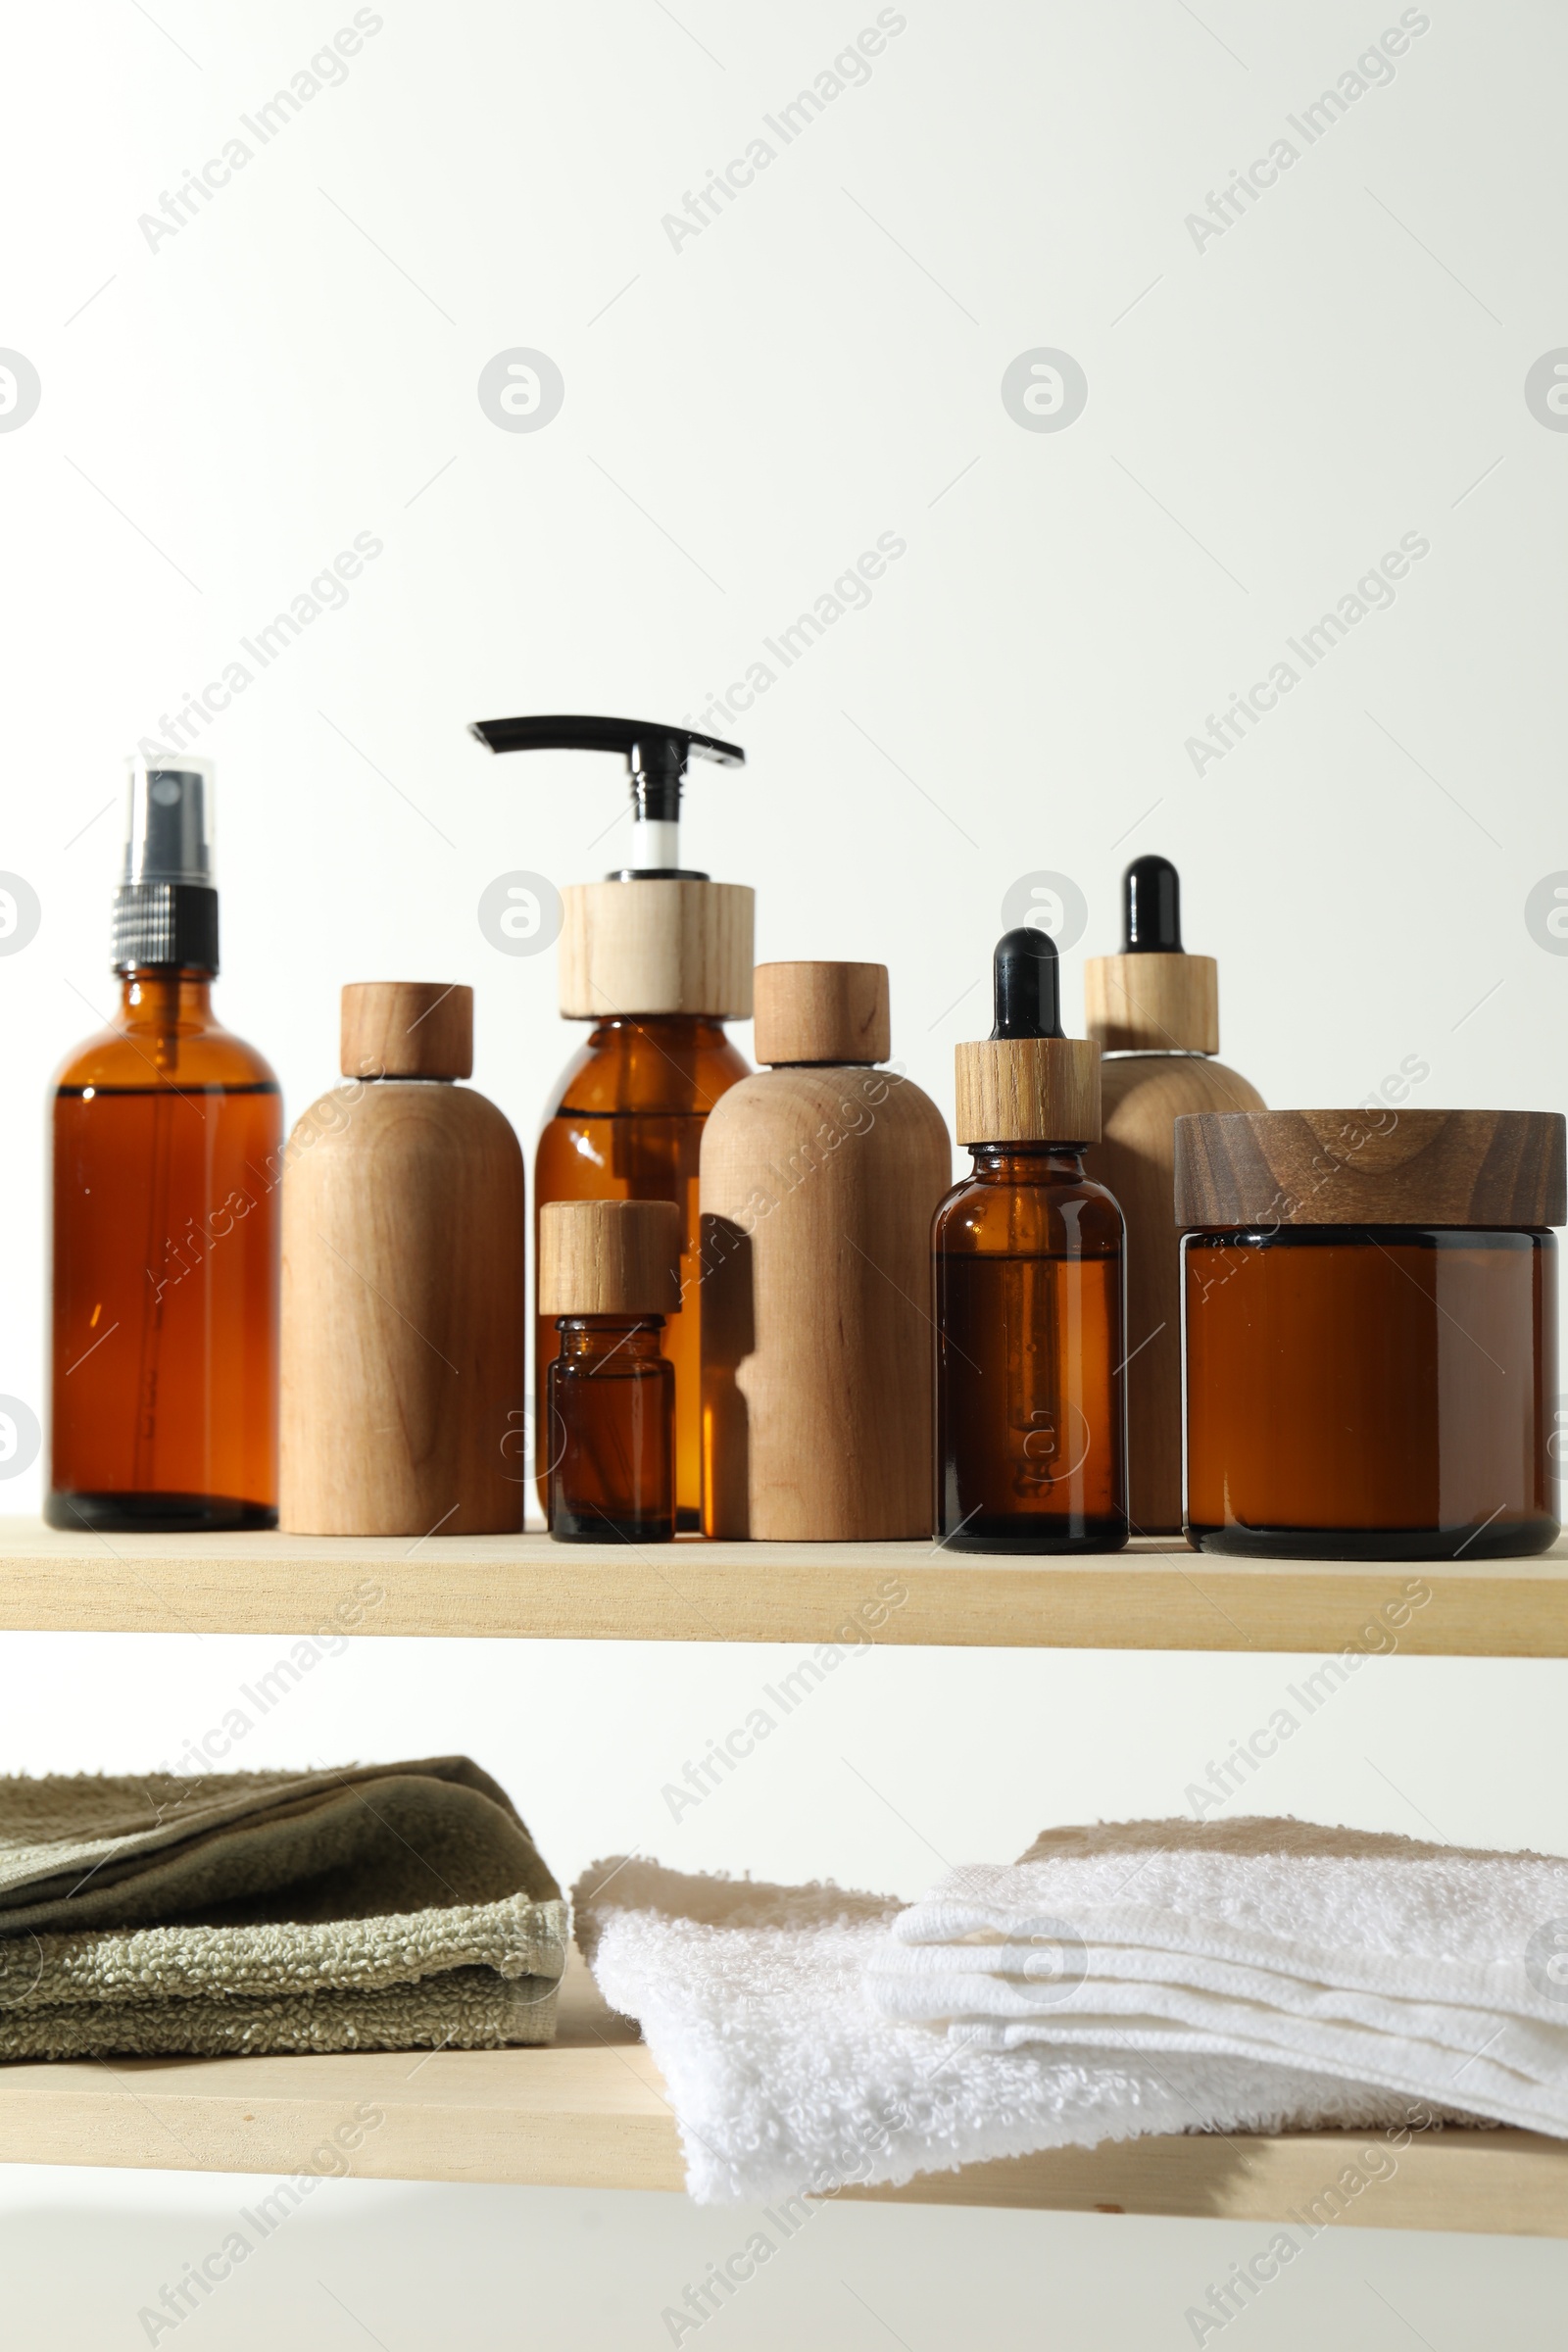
[
  {"left": 559, "top": 880, "right": 754, "bottom": 1018},
  {"left": 537, "top": 1199, "right": 682, "bottom": 1316},
  {"left": 340, "top": 983, "right": 472, "bottom": 1079},
  {"left": 754, "top": 962, "right": 890, "bottom": 1065},
  {"left": 1084, "top": 954, "right": 1219, "bottom": 1054},
  {"left": 1174, "top": 1109, "right": 1568, "bottom": 1229},
  {"left": 954, "top": 1038, "right": 1102, "bottom": 1146}
]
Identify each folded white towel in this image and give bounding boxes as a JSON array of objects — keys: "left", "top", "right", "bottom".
[
  {"left": 869, "top": 1815, "right": 1568, "bottom": 2139},
  {"left": 573, "top": 1853, "right": 1468, "bottom": 2206}
]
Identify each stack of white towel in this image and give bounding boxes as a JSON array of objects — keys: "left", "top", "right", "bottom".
[{"left": 574, "top": 1816, "right": 1568, "bottom": 2207}]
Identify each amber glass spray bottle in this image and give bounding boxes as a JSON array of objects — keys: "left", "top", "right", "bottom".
[
  {"left": 469, "top": 715, "right": 753, "bottom": 1530},
  {"left": 934, "top": 928, "right": 1128, "bottom": 1553},
  {"left": 47, "top": 759, "right": 280, "bottom": 1531}
]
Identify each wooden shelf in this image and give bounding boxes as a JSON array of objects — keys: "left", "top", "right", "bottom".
[
  {"left": 1, "top": 1518, "right": 1564, "bottom": 1656},
  {"left": 0, "top": 1956, "right": 1561, "bottom": 2234}
]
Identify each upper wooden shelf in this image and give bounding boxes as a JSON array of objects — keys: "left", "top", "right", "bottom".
[
  {"left": 1, "top": 1518, "right": 1564, "bottom": 1656},
  {"left": 0, "top": 1955, "right": 1560, "bottom": 2234}
]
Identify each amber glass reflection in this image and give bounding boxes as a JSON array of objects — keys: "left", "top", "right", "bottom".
[
  {"left": 1185, "top": 1226, "right": 1558, "bottom": 1559},
  {"left": 534, "top": 1016, "right": 748, "bottom": 1529},
  {"left": 547, "top": 1316, "right": 676, "bottom": 1542},
  {"left": 935, "top": 1147, "right": 1128, "bottom": 1552},
  {"left": 49, "top": 972, "right": 281, "bottom": 1531}
]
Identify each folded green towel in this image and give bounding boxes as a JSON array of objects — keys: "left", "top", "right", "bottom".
[{"left": 0, "top": 1756, "right": 565, "bottom": 2061}]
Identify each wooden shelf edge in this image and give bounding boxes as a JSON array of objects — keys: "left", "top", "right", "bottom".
[
  {"left": 0, "top": 2063, "right": 1558, "bottom": 2233},
  {"left": 0, "top": 1520, "right": 1564, "bottom": 1656}
]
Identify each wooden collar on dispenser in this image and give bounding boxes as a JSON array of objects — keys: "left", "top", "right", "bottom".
[{"left": 559, "top": 881, "right": 754, "bottom": 1018}]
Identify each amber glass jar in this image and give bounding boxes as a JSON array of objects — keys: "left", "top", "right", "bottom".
[
  {"left": 49, "top": 971, "right": 280, "bottom": 1531},
  {"left": 546, "top": 1317, "right": 676, "bottom": 1542},
  {"left": 534, "top": 1016, "right": 747, "bottom": 1528},
  {"left": 1177, "top": 1108, "right": 1565, "bottom": 1561},
  {"left": 935, "top": 1146, "right": 1128, "bottom": 1551}
]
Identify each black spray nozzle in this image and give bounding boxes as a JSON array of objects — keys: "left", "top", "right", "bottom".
[
  {"left": 1122, "top": 855, "right": 1183, "bottom": 953},
  {"left": 469, "top": 713, "right": 742, "bottom": 822},
  {"left": 991, "top": 927, "right": 1064, "bottom": 1041}
]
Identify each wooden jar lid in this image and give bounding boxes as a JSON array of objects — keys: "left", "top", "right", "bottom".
[
  {"left": 340, "top": 983, "right": 472, "bottom": 1079},
  {"left": 1084, "top": 954, "right": 1218, "bottom": 1054},
  {"left": 954, "top": 1038, "right": 1102, "bottom": 1147},
  {"left": 1174, "top": 1109, "right": 1568, "bottom": 1229},
  {"left": 559, "top": 880, "right": 754, "bottom": 1018},
  {"left": 754, "top": 962, "right": 890, "bottom": 1065},
  {"left": 537, "top": 1200, "right": 682, "bottom": 1316}
]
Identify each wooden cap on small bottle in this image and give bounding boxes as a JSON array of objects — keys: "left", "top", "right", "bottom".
[
  {"left": 954, "top": 1038, "right": 1102, "bottom": 1146},
  {"left": 1174, "top": 1108, "right": 1568, "bottom": 1228},
  {"left": 537, "top": 1199, "right": 683, "bottom": 1315},
  {"left": 754, "top": 962, "right": 890, "bottom": 1065},
  {"left": 340, "top": 983, "right": 472, "bottom": 1079},
  {"left": 1084, "top": 955, "right": 1219, "bottom": 1054},
  {"left": 559, "top": 880, "right": 754, "bottom": 1018}
]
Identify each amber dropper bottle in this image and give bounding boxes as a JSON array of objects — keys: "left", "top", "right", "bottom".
[
  {"left": 47, "top": 758, "right": 280, "bottom": 1531},
  {"left": 934, "top": 928, "right": 1129, "bottom": 1553},
  {"left": 538, "top": 1199, "right": 679, "bottom": 1543}
]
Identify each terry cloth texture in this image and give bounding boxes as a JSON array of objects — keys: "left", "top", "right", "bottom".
[
  {"left": 869, "top": 1814, "right": 1568, "bottom": 2139},
  {"left": 0, "top": 1757, "right": 566, "bottom": 2060},
  {"left": 572, "top": 1852, "right": 1463, "bottom": 2208}
]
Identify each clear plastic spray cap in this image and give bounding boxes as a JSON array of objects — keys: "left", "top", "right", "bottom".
[
  {"left": 122, "top": 756, "right": 216, "bottom": 886},
  {"left": 112, "top": 756, "right": 220, "bottom": 973}
]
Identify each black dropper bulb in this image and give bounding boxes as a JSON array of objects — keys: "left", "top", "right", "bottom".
[
  {"left": 991, "top": 927, "right": 1064, "bottom": 1040},
  {"left": 1122, "top": 855, "right": 1183, "bottom": 953}
]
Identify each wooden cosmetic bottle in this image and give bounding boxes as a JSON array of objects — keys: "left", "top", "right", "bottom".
[
  {"left": 699, "top": 962, "right": 952, "bottom": 1540},
  {"left": 1082, "top": 857, "right": 1264, "bottom": 1535},
  {"left": 279, "top": 983, "right": 526, "bottom": 1535}
]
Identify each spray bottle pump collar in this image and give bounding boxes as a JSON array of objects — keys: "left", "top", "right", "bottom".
[{"left": 468, "top": 713, "right": 744, "bottom": 879}]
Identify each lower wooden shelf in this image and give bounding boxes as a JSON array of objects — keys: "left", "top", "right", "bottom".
[{"left": 0, "top": 1957, "right": 1562, "bottom": 2235}]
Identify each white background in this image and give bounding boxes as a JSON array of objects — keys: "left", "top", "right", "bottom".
[{"left": 2, "top": 1, "right": 1566, "bottom": 2343}]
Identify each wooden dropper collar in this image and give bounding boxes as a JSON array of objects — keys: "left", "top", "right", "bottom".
[
  {"left": 955, "top": 929, "right": 1102, "bottom": 1146},
  {"left": 1084, "top": 854, "right": 1219, "bottom": 1054}
]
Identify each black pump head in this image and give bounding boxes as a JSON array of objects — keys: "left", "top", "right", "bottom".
[
  {"left": 990, "top": 926, "right": 1064, "bottom": 1041},
  {"left": 467, "top": 713, "right": 744, "bottom": 879},
  {"left": 1122, "top": 854, "right": 1183, "bottom": 953}
]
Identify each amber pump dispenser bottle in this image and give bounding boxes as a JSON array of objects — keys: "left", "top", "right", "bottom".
[
  {"left": 700, "top": 962, "right": 952, "bottom": 1540},
  {"left": 539, "top": 1199, "right": 679, "bottom": 1544},
  {"left": 279, "top": 984, "right": 526, "bottom": 1536},
  {"left": 470, "top": 714, "right": 754, "bottom": 1530},
  {"left": 48, "top": 758, "right": 280, "bottom": 1531},
  {"left": 1083, "top": 856, "right": 1263, "bottom": 1534},
  {"left": 935, "top": 929, "right": 1128, "bottom": 1553}
]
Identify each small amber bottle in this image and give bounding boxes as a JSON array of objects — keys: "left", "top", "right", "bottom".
[
  {"left": 935, "top": 930, "right": 1128, "bottom": 1553},
  {"left": 48, "top": 758, "right": 280, "bottom": 1531},
  {"left": 539, "top": 1199, "right": 679, "bottom": 1543}
]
